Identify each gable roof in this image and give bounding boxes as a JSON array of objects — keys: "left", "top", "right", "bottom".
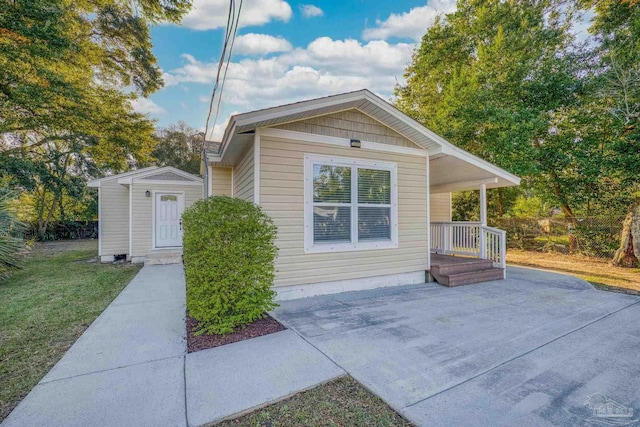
[
  {"left": 88, "top": 166, "right": 202, "bottom": 188},
  {"left": 212, "top": 89, "right": 520, "bottom": 187}
]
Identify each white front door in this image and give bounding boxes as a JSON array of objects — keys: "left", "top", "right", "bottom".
[{"left": 155, "top": 193, "right": 183, "bottom": 248}]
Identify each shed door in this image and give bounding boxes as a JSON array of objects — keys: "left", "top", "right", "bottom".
[{"left": 155, "top": 193, "right": 183, "bottom": 248}]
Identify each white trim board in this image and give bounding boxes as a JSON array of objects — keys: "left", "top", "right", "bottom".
[
  {"left": 123, "top": 179, "right": 203, "bottom": 186},
  {"left": 261, "top": 127, "right": 427, "bottom": 157},
  {"left": 274, "top": 271, "right": 427, "bottom": 301}
]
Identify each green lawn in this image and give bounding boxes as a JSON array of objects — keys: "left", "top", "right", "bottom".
[
  {"left": 0, "top": 240, "right": 140, "bottom": 421},
  {"left": 215, "top": 376, "right": 413, "bottom": 427}
]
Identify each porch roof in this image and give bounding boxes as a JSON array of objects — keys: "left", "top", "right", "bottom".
[{"left": 208, "top": 89, "right": 520, "bottom": 190}]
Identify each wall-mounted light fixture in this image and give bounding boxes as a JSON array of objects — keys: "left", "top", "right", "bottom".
[
  {"left": 145, "top": 190, "right": 151, "bottom": 197},
  {"left": 350, "top": 139, "right": 361, "bottom": 148}
]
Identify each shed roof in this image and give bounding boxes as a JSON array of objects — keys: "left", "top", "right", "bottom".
[{"left": 87, "top": 166, "right": 202, "bottom": 188}]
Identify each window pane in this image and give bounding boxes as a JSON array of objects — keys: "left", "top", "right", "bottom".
[
  {"left": 313, "top": 206, "right": 351, "bottom": 242},
  {"left": 358, "top": 207, "right": 391, "bottom": 241},
  {"left": 358, "top": 169, "right": 390, "bottom": 204},
  {"left": 313, "top": 165, "right": 351, "bottom": 203}
]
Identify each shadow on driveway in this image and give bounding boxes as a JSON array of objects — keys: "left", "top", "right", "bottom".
[{"left": 272, "top": 266, "right": 640, "bottom": 427}]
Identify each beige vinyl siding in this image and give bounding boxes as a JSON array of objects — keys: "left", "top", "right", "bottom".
[
  {"left": 232, "top": 146, "right": 254, "bottom": 202},
  {"left": 130, "top": 183, "right": 202, "bottom": 257},
  {"left": 260, "top": 135, "right": 428, "bottom": 287},
  {"left": 99, "top": 180, "right": 129, "bottom": 256},
  {"left": 211, "top": 166, "right": 232, "bottom": 196},
  {"left": 430, "top": 193, "right": 451, "bottom": 222},
  {"left": 274, "top": 109, "right": 420, "bottom": 149}
]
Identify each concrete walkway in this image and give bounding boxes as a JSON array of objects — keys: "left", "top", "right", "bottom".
[
  {"left": 273, "top": 266, "right": 640, "bottom": 427},
  {"left": 2, "top": 265, "right": 343, "bottom": 427}
]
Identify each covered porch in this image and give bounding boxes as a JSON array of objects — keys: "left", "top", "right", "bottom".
[{"left": 427, "top": 147, "right": 520, "bottom": 283}]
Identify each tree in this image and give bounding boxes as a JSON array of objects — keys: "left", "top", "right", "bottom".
[
  {"left": 585, "top": 0, "right": 640, "bottom": 266},
  {"left": 451, "top": 188, "right": 520, "bottom": 222},
  {"left": 395, "top": 0, "right": 625, "bottom": 252},
  {"left": 0, "top": 0, "right": 192, "bottom": 236},
  {"left": 151, "top": 122, "right": 203, "bottom": 174}
]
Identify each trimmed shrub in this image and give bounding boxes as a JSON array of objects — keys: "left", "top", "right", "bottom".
[{"left": 182, "top": 196, "right": 278, "bottom": 335}]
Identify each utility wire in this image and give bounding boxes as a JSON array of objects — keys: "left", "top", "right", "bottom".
[
  {"left": 212, "top": 0, "right": 243, "bottom": 132},
  {"left": 204, "top": 0, "right": 243, "bottom": 142},
  {"left": 204, "top": 0, "right": 234, "bottom": 140}
]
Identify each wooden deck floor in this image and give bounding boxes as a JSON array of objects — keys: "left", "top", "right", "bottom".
[{"left": 431, "top": 253, "right": 481, "bottom": 266}]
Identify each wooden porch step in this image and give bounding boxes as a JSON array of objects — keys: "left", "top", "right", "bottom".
[
  {"left": 433, "top": 267, "right": 505, "bottom": 287},
  {"left": 431, "top": 258, "right": 494, "bottom": 276},
  {"left": 430, "top": 255, "right": 505, "bottom": 287}
]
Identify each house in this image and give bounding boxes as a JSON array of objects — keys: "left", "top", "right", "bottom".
[
  {"left": 88, "top": 166, "right": 203, "bottom": 264},
  {"left": 202, "top": 89, "right": 520, "bottom": 299}
]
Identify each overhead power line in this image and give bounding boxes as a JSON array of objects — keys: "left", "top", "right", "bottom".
[{"left": 204, "top": 0, "right": 243, "bottom": 142}]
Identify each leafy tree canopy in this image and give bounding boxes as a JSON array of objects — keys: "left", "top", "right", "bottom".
[
  {"left": 0, "top": 0, "right": 192, "bottom": 235},
  {"left": 396, "top": 0, "right": 638, "bottom": 221},
  {"left": 150, "top": 122, "right": 203, "bottom": 175}
]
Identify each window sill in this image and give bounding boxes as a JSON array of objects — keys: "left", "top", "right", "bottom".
[{"left": 304, "top": 240, "right": 398, "bottom": 254}]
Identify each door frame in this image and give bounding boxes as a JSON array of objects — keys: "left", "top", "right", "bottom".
[{"left": 151, "top": 190, "right": 185, "bottom": 250}]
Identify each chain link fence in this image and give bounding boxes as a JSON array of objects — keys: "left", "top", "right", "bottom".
[
  {"left": 491, "top": 216, "right": 629, "bottom": 259},
  {"left": 22, "top": 220, "right": 98, "bottom": 241}
]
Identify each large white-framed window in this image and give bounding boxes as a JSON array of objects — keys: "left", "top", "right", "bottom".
[{"left": 304, "top": 154, "right": 398, "bottom": 253}]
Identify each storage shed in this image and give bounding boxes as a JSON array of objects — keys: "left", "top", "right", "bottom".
[{"left": 88, "top": 166, "right": 203, "bottom": 263}]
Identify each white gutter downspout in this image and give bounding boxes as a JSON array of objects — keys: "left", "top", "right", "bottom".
[
  {"left": 426, "top": 151, "right": 432, "bottom": 281},
  {"left": 254, "top": 129, "right": 261, "bottom": 204},
  {"left": 128, "top": 184, "right": 133, "bottom": 260}
]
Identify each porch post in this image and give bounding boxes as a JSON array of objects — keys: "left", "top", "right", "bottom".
[
  {"left": 479, "top": 183, "right": 487, "bottom": 259},
  {"left": 479, "top": 183, "right": 487, "bottom": 226},
  {"left": 425, "top": 153, "right": 431, "bottom": 277}
]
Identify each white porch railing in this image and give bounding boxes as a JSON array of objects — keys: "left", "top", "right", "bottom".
[{"left": 430, "top": 222, "right": 507, "bottom": 274}]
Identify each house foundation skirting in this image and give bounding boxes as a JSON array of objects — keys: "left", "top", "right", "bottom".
[{"left": 274, "top": 271, "right": 426, "bottom": 301}]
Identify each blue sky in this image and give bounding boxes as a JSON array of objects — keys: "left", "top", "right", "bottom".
[{"left": 133, "top": 0, "right": 458, "bottom": 139}]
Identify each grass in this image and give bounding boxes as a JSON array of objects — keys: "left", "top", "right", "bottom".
[
  {"left": 533, "top": 235, "right": 570, "bottom": 245},
  {"left": 0, "top": 240, "right": 140, "bottom": 421},
  {"left": 215, "top": 376, "right": 413, "bottom": 427},
  {"left": 507, "top": 249, "right": 640, "bottom": 293}
]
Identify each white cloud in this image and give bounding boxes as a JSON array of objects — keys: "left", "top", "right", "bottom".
[
  {"left": 363, "top": 0, "right": 456, "bottom": 41},
  {"left": 300, "top": 4, "right": 323, "bottom": 18},
  {"left": 234, "top": 33, "right": 293, "bottom": 55},
  {"left": 130, "top": 97, "right": 166, "bottom": 114},
  {"left": 182, "top": 0, "right": 292, "bottom": 30},
  {"left": 163, "top": 36, "right": 414, "bottom": 122}
]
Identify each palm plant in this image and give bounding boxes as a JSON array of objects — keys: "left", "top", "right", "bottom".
[{"left": 0, "top": 192, "right": 27, "bottom": 281}]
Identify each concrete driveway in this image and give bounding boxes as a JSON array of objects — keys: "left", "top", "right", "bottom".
[{"left": 273, "top": 267, "right": 640, "bottom": 427}]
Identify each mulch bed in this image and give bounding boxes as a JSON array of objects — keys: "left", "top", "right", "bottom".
[{"left": 186, "top": 313, "right": 286, "bottom": 353}]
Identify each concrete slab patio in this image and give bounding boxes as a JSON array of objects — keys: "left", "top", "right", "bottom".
[
  {"left": 2, "top": 265, "right": 343, "bottom": 427},
  {"left": 273, "top": 266, "right": 640, "bottom": 427}
]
